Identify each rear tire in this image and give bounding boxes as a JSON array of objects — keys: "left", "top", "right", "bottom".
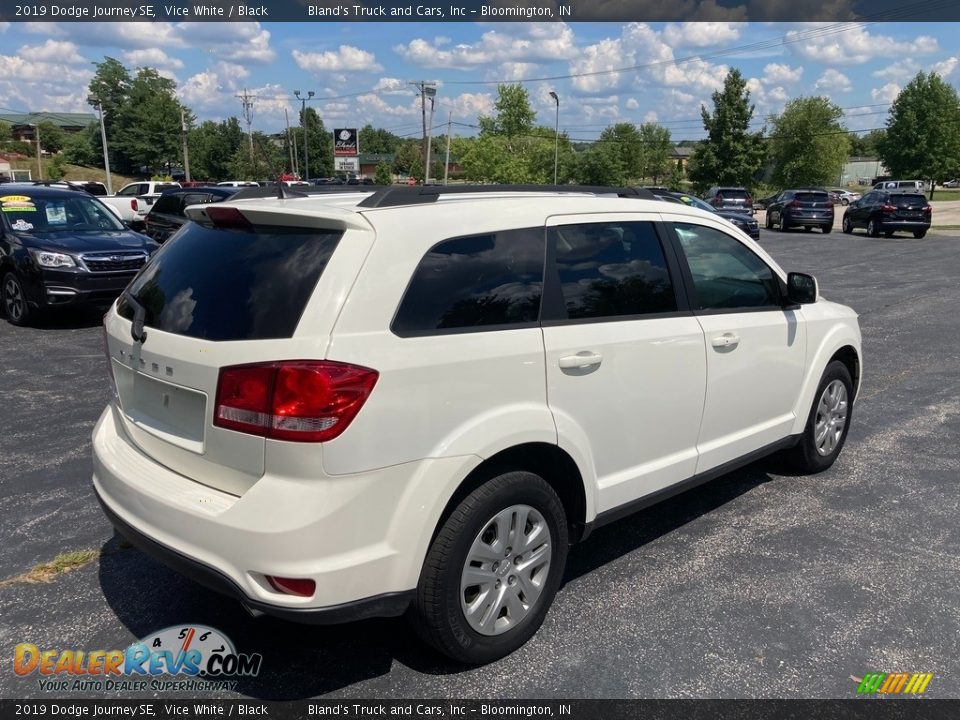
[
  {"left": 914, "top": 229, "right": 927, "bottom": 239},
  {"left": 410, "top": 470, "right": 568, "bottom": 664},
  {"left": 842, "top": 217, "right": 853, "bottom": 234},
  {"left": 765, "top": 212, "right": 773, "bottom": 230},
  {"left": 782, "top": 361, "right": 853, "bottom": 474},
  {"left": 867, "top": 219, "right": 881, "bottom": 238},
  {"left": 822, "top": 226, "right": 832, "bottom": 234},
  {"left": 3, "top": 271, "right": 33, "bottom": 327},
  {"left": 778, "top": 215, "right": 788, "bottom": 232},
  {"left": 841, "top": 198, "right": 849, "bottom": 206}
]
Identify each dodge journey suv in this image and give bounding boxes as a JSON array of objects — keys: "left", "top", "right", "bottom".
[{"left": 94, "top": 185, "right": 862, "bottom": 664}]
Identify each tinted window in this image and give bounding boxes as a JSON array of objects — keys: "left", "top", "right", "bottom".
[
  {"left": 151, "top": 194, "right": 182, "bottom": 215},
  {"left": 1, "top": 194, "right": 124, "bottom": 232},
  {"left": 392, "top": 228, "right": 545, "bottom": 335},
  {"left": 118, "top": 224, "right": 341, "bottom": 341},
  {"left": 889, "top": 193, "right": 927, "bottom": 206},
  {"left": 794, "top": 192, "right": 829, "bottom": 203},
  {"left": 718, "top": 188, "right": 748, "bottom": 199},
  {"left": 674, "top": 223, "right": 780, "bottom": 310},
  {"left": 551, "top": 221, "right": 676, "bottom": 320}
]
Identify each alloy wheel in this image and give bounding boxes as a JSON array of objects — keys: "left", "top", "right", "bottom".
[
  {"left": 814, "top": 379, "right": 848, "bottom": 457},
  {"left": 4, "top": 276, "right": 24, "bottom": 322},
  {"left": 460, "top": 504, "right": 552, "bottom": 636}
]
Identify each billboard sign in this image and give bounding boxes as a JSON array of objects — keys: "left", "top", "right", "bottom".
[
  {"left": 334, "top": 156, "right": 360, "bottom": 172},
  {"left": 333, "top": 128, "right": 359, "bottom": 157}
]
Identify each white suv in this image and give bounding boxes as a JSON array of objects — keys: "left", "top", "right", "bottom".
[{"left": 93, "top": 186, "right": 861, "bottom": 664}]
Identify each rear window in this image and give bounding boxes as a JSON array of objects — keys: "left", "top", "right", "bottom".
[
  {"left": 118, "top": 224, "right": 341, "bottom": 341},
  {"left": 794, "top": 192, "right": 829, "bottom": 202},
  {"left": 718, "top": 189, "right": 748, "bottom": 199},
  {"left": 151, "top": 194, "right": 182, "bottom": 215},
  {"left": 889, "top": 194, "right": 927, "bottom": 206}
]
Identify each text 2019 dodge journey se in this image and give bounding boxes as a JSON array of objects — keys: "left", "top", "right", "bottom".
[{"left": 94, "top": 185, "right": 862, "bottom": 664}]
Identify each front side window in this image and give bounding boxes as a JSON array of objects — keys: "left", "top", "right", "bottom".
[
  {"left": 392, "top": 228, "right": 545, "bottom": 335},
  {"left": 550, "top": 221, "right": 676, "bottom": 320},
  {"left": 673, "top": 223, "right": 781, "bottom": 311}
]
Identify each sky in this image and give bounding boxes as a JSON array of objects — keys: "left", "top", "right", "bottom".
[{"left": 0, "top": 21, "right": 957, "bottom": 142}]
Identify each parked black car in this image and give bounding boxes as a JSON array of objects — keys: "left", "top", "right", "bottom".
[
  {"left": 841, "top": 190, "right": 931, "bottom": 238},
  {"left": 704, "top": 186, "right": 754, "bottom": 214},
  {"left": 1, "top": 185, "right": 157, "bottom": 325},
  {"left": 754, "top": 193, "right": 778, "bottom": 211},
  {"left": 144, "top": 186, "right": 239, "bottom": 243},
  {"left": 649, "top": 189, "right": 760, "bottom": 240},
  {"left": 764, "top": 189, "right": 834, "bottom": 233}
]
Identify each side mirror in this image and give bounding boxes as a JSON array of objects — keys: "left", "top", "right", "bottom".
[{"left": 787, "top": 272, "right": 818, "bottom": 305}]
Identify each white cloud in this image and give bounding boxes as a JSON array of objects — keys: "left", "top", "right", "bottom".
[
  {"left": 788, "top": 27, "right": 938, "bottom": 64},
  {"left": 762, "top": 63, "right": 803, "bottom": 85},
  {"left": 0, "top": 22, "right": 9, "bottom": 33},
  {"left": 395, "top": 23, "right": 577, "bottom": 69},
  {"left": 815, "top": 68, "right": 852, "bottom": 92},
  {"left": 0, "top": 42, "right": 94, "bottom": 114},
  {"left": 122, "top": 48, "right": 185, "bottom": 70},
  {"left": 177, "top": 22, "right": 275, "bottom": 63},
  {"left": 496, "top": 62, "right": 539, "bottom": 81},
  {"left": 293, "top": 46, "right": 383, "bottom": 73},
  {"left": 372, "top": 77, "right": 411, "bottom": 95},
  {"left": 872, "top": 60, "right": 920, "bottom": 84},
  {"left": 932, "top": 56, "right": 959, "bottom": 78},
  {"left": 871, "top": 82, "right": 901, "bottom": 104},
  {"left": 768, "top": 86, "right": 789, "bottom": 102},
  {"left": 625, "top": 98, "right": 640, "bottom": 110},
  {"left": 20, "top": 39, "right": 85, "bottom": 64},
  {"left": 643, "top": 110, "right": 658, "bottom": 122},
  {"left": 662, "top": 22, "right": 743, "bottom": 48}
]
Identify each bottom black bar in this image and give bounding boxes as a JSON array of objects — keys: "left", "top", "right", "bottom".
[{"left": 0, "top": 699, "right": 956, "bottom": 720}]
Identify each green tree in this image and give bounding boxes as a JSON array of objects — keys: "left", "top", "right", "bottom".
[
  {"left": 111, "top": 68, "right": 189, "bottom": 173},
  {"left": 688, "top": 68, "right": 767, "bottom": 191},
  {"left": 598, "top": 124, "right": 642, "bottom": 179},
  {"left": 190, "top": 118, "right": 245, "bottom": 180},
  {"left": 47, "top": 154, "right": 67, "bottom": 181},
  {"left": 769, "top": 96, "right": 850, "bottom": 188},
  {"left": 392, "top": 139, "right": 422, "bottom": 175},
  {"left": 87, "top": 57, "right": 132, "bottom": 171},
  {"left": 576, "top": 141, "right": 627, "bottom": 186},
  {"left": 36, "top": 121, "right": 66, "bottom": 154},
  {"left": 478, "top": 84, "right": 536, "bottom": 137},
  {"left": 297, "top": 107, "right": 333, "bottom": 179},
  {"left": 877, "top": 71, "right": 960, "bottom": 198},
  {"left": 374, "top": 160, "right": 393, "bottom": 185},
  {"left": 848, "top": 129, "right": 886, "bottom": 157},
  {"left": 61, "top": 123, "right": 99, "bottom": 166},
  {"left": 638, "top": 123, "right": 673, "bottom": 183},
  {"left": 359, "top": 124, "right": 400, "bottom": 154}
]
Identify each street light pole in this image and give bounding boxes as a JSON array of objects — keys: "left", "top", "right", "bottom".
[
  {"left": 95, "top": 102, "right": 113, "bottom": 194},
  {"left": 294, "top": 90, "right": 314, "bottom": 182},
  {"left": 549, "top": 91, "right": 560, "bottom": 186}
]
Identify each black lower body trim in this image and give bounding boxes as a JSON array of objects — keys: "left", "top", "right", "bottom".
[
  {"left": 95, "top": 489, "right": 414, "bottom": 625},
  {"left": 581, "top": 434, "right": 801, "bottom": 539}
]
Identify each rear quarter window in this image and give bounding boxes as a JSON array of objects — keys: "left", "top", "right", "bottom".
[
  {"left": 118, "top": 224, "right": 342, "bottom": 341},
  {"left": 392, "top": 228, "right": 545, "bottom": 336}
]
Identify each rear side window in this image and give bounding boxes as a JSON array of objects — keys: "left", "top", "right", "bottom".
[
  {"left": 151, "top": 194, "right": 182, "bottom": 215},
  {"left": 392, "top": 228, "right": 545, "bottom": 336},
  {"left": 549, "top": 221, "right": 676, "bottom": 321},
  {"left": 118, "top": 224, "right": 342, "bottom": 341}
]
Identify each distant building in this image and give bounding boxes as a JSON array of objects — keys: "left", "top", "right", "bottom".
[
  {"left": 0, "top": 112, "right": 97, "bottom": 142},
  {"left": 841, "top": 156, "right": 887, "bottom": 186},
  {"left": 670, "top": 145, "right": 695, "bottom": 172},
  {"left": 357, "top": 153, "right": 462, "bottom": 178}
]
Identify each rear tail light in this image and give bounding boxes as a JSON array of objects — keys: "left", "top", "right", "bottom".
[
  {"left": 881, "top": 204, "right": 896, "bottom": 213},
  {"left": 265, "top": 576, "right": 316, "bottom": 597},
  {"left": 922, "top": 205, "right": 932, "bottom": 214},
  {"left": 714, "top": 194, "right": 723, "bottom": 203},
  {"left": 788, "top": 200, "right": 802, "bottom": 209},
  {"left": 746, "top": 195, "right": 752, "bottom": 204},
  {"left": 130, "top": 199, "right": 138, "bottom": 212},
  {"left": 214, "top": 360, "right": 378, "bottom": 442}
]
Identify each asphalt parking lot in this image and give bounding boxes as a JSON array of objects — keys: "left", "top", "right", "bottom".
[{"left": 1, "top": 226, "right": 959, "bottom": 700}]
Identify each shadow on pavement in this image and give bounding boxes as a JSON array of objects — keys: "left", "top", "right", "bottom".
[{"left": 97, "top": 459, "right": 779, "bottom": 699}]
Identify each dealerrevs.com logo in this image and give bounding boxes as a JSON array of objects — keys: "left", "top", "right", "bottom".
[
  {"left": 13, "top": 625, "right": 262, "bottom": 693},
  {"left": 855, "top": 672, "right": 934, "bottom": 695}
]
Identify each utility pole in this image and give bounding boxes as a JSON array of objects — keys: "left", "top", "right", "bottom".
[
  {"left": 410, "top": 81, "right": 436, "bottom": 184},
  {"left": 236, "top": 88, "right": 256, "bottom": 167},
  {"left": 443, "top": 111, "right": 452, "bottom": 186},
  {"left": 284, "top": 108, "right": 296, "bottom": 175},
  {"left": 33, "top": 119, "right": 42, "bottom": 181},
  {"left": 95, "top": 101, "right": 113, "bottom": 194},
  {"left": 294, "top": 90, "right": 314, "bottom": 181},
  {"left": 180, "top": 108, "right": 191, "bottom": 182},
  {"left": 424, "top": 93, "right": 436, "bottom": 184}
]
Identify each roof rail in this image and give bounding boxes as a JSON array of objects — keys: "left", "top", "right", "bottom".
[
  {"left": 356, "top": 184, "right": 656, "bottom": 209},
  {"left": 230, "top": 184, "right": 378, "bottom": 201}
]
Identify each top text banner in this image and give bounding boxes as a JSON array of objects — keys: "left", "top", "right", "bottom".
[{"left": 2, "top": 0, "right": 959, "bottom": 22}]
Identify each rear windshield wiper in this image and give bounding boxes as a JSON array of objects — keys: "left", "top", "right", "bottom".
[{"left": 122, "top": 289, "right": 148, "bottom": 344}]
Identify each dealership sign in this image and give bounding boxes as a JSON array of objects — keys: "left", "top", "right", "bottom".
[
  {"left": 334, "top": 128, "right": 359, "bottom": 157},
  {"left": 334, "top": 157, "right": 360, "bottom": 172}
]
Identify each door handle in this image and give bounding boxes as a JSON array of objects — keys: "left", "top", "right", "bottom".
[
  {"left": 558, "top": 352, "right": 603, "bottom": 369},
  {"left": 711, "top": 333, "right": 740, "bottom": 349}
]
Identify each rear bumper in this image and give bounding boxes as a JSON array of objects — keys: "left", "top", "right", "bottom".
[
  {"left": 91, "top": 403, "right": 479, "bottom": 620},
  {"left": 878, "top": 220, "right": 930, "bottom": 230},
  {"left": 785, "top": 214, "right": 833, "bottom": 228}
]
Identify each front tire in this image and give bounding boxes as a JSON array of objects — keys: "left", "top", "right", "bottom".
[
  {"left": 411, "top": 471, "right": 568, "bottom": 664},
  {"left": 778, "top": 214, "right": 788, "bottom": 232},
  {"left": 765, "top": 212, "right": 773, "bottom": 230},
  {"left": 842, "top": 216, "right": 853, "bottom": 234},
  {"left": 783, "top": 360, "right": 853, "bottom": 474},
  {"left": 841, "top": 198, "right": 849, "bottom": 206},
  {"left": 3, "top": 271, "right": 33, "bottom": 327}
]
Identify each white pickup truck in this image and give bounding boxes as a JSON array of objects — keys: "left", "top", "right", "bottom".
[{"left": 100, "top": 181, "right": 180, "bottom": 228}]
